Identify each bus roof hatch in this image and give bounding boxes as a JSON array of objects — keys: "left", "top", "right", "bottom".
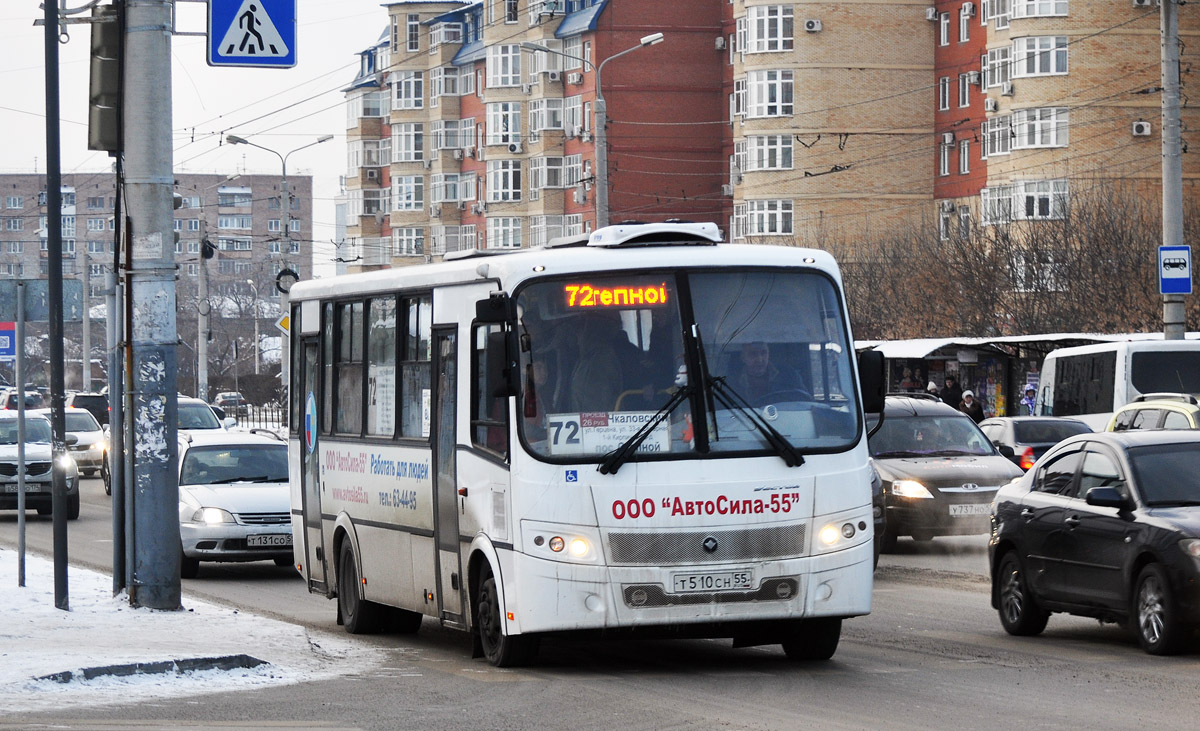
[{"left": 586, "top": 222, "right": 722, "bottom": 248}]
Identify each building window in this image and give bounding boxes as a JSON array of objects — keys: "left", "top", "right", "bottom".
[
  {"left": 983, "top": 115, "right": 1011, "bottom": 157},
  {"left": 218, "top": 215, "right": 252, "bottom": 229},
  {"left": 393, "top": 175, "right": 425, "bottom": 211},
  {"left": 487, "top": 45, "right": 522, "bottom": 87},
  {"left": 505, "top": 0, "right": 518, "bottom": 23},
  {"left": 1016, "top": 179, "right": 1068, "bottom": 220},
  {"left": 990, "top": 0, "right": 1011, "bottom": 28},
  {"left": 958, "top": 206, "right": 972, "bottom": 237},
  {"left": 86, "top": 196, "right": 105, "bottom": 209},
  {"left": 981, "top": 186, "right": 1013, "bottom": 225},
  {"left": 959, "top": 74, "right": 971, "bottom": 108},
  {"left": 1012, "top": 108, "right": 1069, "bottom": 148},
  {"left": 733, "top": 78, "right": 746, "bottom": 118},
  {"left": 746, "top": 69, "right": 793, "bottom": 118},
  {"left": 88, "top": 240, "right": 105, "bottom": 254},
  {"left": 218, "top": 189, "right": 252, "bottom": 206},
  {"left": 6, "top": 196, "right": 22, "bottom": 209},
  {"left": 938, "top": 76, "right": 950, "bottom": 111},
  {"left": 959, "top": 140, "right": 970, "bottom": 174},
  {"left": 1013, "top": 0, "right": 1067, "bottom": 18},
  {"left": 529, "top": 157, "right": 566, "bottom": 191},
  {"left": 8, "top": 241, "right": 22, "bottom": 253},
  {"left": 939, "top": 143, "right": 951, "bottom": 177},
  {"left": 746, "top": 135, "right": 793, "bottom": 171},
  {"left": 486, "top": 102, "right": 522, "bottom": 145},
  {"left": 939, "top": 12, "right": 950, "bottom": 45},
  {"left": 486, "top": 160, "right": 522, "bottom": 202},
  {"left": 562, "top": 35, "right": 583, "bottom": 70},
  {"left": 529, "top": 98, "right": 564, "bottom": 132},
  {"left": 986, "top": 47, "right": 1011, "bottom": 88},
  {"left": 960, "top": 5, "right": 970, "bottom": 42},
  {"left": 747, "top": 5, "right": 793, "bottom": 53},
  {"left": 218, "top": 236, "right": 253, "bottom": 251},
  {"left": 393, "top": 71, "right": 424, "bottom": 109},
  {"left": 5, "top": 218, "right": 22, "bottom": 232},
  {"left": 392, "top": 123, "right": 425, "bottom": 162},
  {"left": 430, "top": 22, "right": 463, "bottom": 48},
  {"left": 1013, "top": 36, "right": 1068, "bottom": 77},
  {"left": 393, "top": 227, "right": 424, "bottom": 256},
  {"left": 746, "top": 199, "right": 793, "bottom": 235},
  {"left": 486, "top": 217, "right": 522, "bottom": 249},
  {"left": 406, "top": 13, "right": 420, "bottom": 52},
  {"left": 939, "top": 210, "right": 951, "bottom": 240}
]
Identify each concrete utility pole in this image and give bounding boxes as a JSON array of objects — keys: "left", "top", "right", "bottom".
[
  {"left": 198, "top": 255, "right": 210, "bottom": 402},
  {"left": 82, "top": 261, "right": 91, "bottom": 391},
  {"left": 1162, "top": 0, "right": 1187, "bottom": 339},
  {"left": 123, "top": 0, "right": 180, "bottom": 610}
]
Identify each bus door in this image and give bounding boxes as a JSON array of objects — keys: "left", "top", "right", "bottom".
[
  {"left": 433, "top": 327, "right": 466, "bottom": 625},
  {"left": 299, "top": 336, "right": 328, "bottom": 593}
]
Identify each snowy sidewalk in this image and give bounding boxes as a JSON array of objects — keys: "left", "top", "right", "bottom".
[{"left": 0, "top": 546, "right": 382, "bottom": 714}]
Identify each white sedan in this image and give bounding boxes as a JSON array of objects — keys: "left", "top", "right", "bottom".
[{"left": 177, "top": 430, "right": 291, "bottom": 579}]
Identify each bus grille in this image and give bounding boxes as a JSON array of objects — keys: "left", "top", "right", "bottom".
[
  {"left": 622, "top": 578, "right": 800, "bottom": 608},
  {"left": 606, "top": 524, "right": 807, "bottom": 566}
]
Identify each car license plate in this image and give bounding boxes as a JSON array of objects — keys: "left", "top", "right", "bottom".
[
  {"left": 949, "top": 503, "right": 990, "bottom": 517},
  {"left": 671, "top": 570, "right": 752, "bottom": 594},
  {"left": 3, "top": 483, "right": 43, "bottom": 493},
  {"left": 247, "top": 534, "right": 292, "bottom": 547}
]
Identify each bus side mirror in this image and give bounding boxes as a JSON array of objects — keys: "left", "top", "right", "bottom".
[
  {"left": 476, "top": 292, "right": 516, "bottom": 324},
  {"left": 858, "top": 350, "right": 885, "bottom": 414},
  {"left": 486, "top": 330, "right": 518, "bottom": 398}
]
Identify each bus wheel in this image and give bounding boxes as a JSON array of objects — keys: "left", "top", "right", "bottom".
[
  {"left": 476, "top": 566, "right": 538, "bottom": 667},
  {"left": 780, "top": 618, "right": 841, "bottom": 661},
  {"left": 338, "top": 541, "right": 384, "bottom": 634}
]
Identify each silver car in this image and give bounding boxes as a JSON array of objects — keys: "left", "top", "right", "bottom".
[
  {"left": 33, "top": 407, "right": 106, "bottom": 476},
  {"left": 0, "top": 412, "right": 80, "bottom": 519},
  {"left": 177, "top": 430, "right": 291, "bottom": 578}
]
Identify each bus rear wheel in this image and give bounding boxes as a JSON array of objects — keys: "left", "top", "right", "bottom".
[
  {"left": 476, "top": 566, "right": 538, "bottom": 667},
  {"left": 338, "top": 541, "right": 384, "bottom": 634},
  {"left": 780, "top": 618, "right": 841, "bottom": 661}
]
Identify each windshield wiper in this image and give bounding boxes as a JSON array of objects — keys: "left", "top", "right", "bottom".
[
  {"left": 871, "top": 450, "right": 927, "bottom": 458},
  {"left": 1147, "top": 499, "right": 1200, "bottom": 507},
  {"left": 212, "top": 475, "right": 270, "bottom": 483},
  {"left": 598, "top": 386, "right": 693, "bottom": 475},
  {"left": 708, "top": 376, "right": 804, "bottom": 467}
]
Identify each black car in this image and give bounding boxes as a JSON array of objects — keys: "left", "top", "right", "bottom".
[
  {"left": 869, "top": 396, "right": 1023, "bottom": 551},
  {"left": 978, "top": 416, "right": 1091, "bottom": 471},
  {"left": 66, "top": 392, "right": 110, "bottom": 426},
  {"left": 990, "top": 430, "right": 1200, "bottom": 655}
]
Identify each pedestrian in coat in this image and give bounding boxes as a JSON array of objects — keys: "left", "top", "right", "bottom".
[{"left": 959, "top": 390, "right": 984, "bottom": 423}]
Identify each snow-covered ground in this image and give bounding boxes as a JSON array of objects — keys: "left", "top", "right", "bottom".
[{"left": 0, "top": 546, "right": 382, "bottom": 714}]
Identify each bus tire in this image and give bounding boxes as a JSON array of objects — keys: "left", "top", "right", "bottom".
[
  {"left": 338, "top": 540, "right": 384, "bottom": 634},
  {"left": 476, "top": 566, "right": 538, "bottom": 667},
  {"left": 780, "top": 618, "right": 841, "bottom": 661}
]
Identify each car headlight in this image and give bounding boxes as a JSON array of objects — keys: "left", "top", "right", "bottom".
[
  {"left": 191, "top": 507, "right": 235, "bottom": 524},
  {"left": 1180, "top": 538, "right": 1200, "bottom": 559},
  {"left": 891, "top": 480, "right": 934, "bottom": 499},
  {"left": 55, "top": 455, "right": 75, "bottom": 472}
]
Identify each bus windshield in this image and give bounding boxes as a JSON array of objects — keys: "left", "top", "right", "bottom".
[{"left": 515, "top": 269, "right": 859, "bottom": 462}]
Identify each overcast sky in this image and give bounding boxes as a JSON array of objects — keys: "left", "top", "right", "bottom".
[{"left": 1, "top": 0, "right": 393, "bottom": 276}]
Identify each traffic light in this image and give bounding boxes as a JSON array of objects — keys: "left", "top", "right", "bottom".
[{"left": 88, "top": 3, "right": 121, "bottom": 153}]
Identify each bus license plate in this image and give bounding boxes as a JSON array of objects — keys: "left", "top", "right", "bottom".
[
  {"left": 672, "top": 571, "right": 752, "bottom": 594},
  {"left": 247, "top": 534, "right": 292, "bottom": 547},
  {"left": 949, "top": 504, "right": 990, "bottom": 517}
]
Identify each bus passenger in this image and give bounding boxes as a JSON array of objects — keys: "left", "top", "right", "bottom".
[{"left": 733, "top": 341, "right": 805, "bottom": 405}]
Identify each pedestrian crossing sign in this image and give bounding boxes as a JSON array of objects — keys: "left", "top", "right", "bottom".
[{"left": 208, "top": 0, "right": 296, "bottom": 68}]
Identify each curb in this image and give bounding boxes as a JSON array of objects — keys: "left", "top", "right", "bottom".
[{"left": 37, "top": 654, "right": 268, "bottom": 683}]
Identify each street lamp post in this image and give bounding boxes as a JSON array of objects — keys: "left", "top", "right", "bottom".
[
  {"left": 226, "top": 134, "right": 333, "bottom": 390},
  {"left": 522, "top": 33, "right": 664, "bottom": 228},
  {"left": 246, "top": 278, "right": 260, "bottom": 375}
]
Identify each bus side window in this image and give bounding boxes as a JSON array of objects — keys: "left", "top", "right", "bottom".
[{"left": 471, "top": 324, "right": 508, "bottom": 456}]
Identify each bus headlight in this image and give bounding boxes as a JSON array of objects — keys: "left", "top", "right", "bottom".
[
  {"left": 891, "top": 480, "right": 934, "bottom": 499},
  {"left": 523, "top": 521, "right": 601, "bottom": 564}
]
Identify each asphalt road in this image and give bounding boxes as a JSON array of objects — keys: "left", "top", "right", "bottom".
[{"left": 3, "top": 478, "right": 1200, "bottom": 730}]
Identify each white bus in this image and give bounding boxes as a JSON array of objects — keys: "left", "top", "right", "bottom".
[
  {"left": 1035, "top": 339, "right": 1200, "bottom": 429},
  {"left": 288, "top": 222, "right": 884, "bottom": 666}
]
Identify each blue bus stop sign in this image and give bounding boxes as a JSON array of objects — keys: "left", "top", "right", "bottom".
[
  {"left": 0, "top": 322, "right": 13, "bottom": 362},
  {"left": 1159, "top": 245, "right": 1192, "bottom": 295},
  {"left": 208, "top": 0, "right": 297, "bottom": 68}
]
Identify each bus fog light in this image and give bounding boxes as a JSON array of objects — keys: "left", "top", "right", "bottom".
[
  {"left": 568, "top": 537, "right": 589, "bottom": 558},
  {"left": 819, "top": 525, "right": 840, "bottom": 546},
  {"left": 815, "top": 582, "right": 833, "bottom": 602},
  {"left": 549, "top": 536, "right": 564, "bottom": 552},
  {"left": 584, "top": 593, "right": 604, "bottom": 612},
  {"left": 841, "top": 523, "right": 855, "bottom": 539}
]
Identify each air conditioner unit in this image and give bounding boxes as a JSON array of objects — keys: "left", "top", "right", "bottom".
[
  {"left": 1132, "top": 0, "right": 1157, "bottom": 6},
  {"left": 423, "top": 159, "right": 433, "bottom": 169},
  {"left": 941, "top": 132, "right": 955, "bottom": 144},
  {"left": 573, "top": 187, "right": 586, "bottom": 204},
  {"left": 508, "top": 142, "right": 523, "bottom": 154},
  {"left": 714, "top": 36, "right": 726, "bottom": 51},
  {"left": 464, "top": 145, "right": 476, "bottom": 158},
  {"left": 940, "top": 200, "right": 956, "bottom": 212},
  {"left": 365, "top": 168, "right": 378, "bottom": 180},
  {"left": 430, "top": 205, "right": 441, "bottom": 218},
  {"left": 984, "top": 97, "right": 999, "bottom": 112},
  {"left": 456, "top": 201, "right": 467, "bottom": 210},
  {"left": 1001, "top": 81, "right": 1014, "bottom": 97},
  {"left": 925, "top": 7, "right": 938, "bottom": 21},
  {"left": 721, "top": 184, "right": 734, "bottom": 196},
  {"left": 1133, "top": 120, "right": 1153, "bottom": 136},
  {"left": 963, "top": 2, "right": 976, "bottom": 17},
  {"left": 567, "top": 72, "right": 583, "bottom": 85},
  {"left": 967, "top": 70, "right": 981, "bottom": 85},
  {"left": 546, "top": 70, "right": 561, "bottom": 82},
  {"left": 565, "top": 126, "right": 577, "bottom": 139},
  {"left": 471, "top": 202, "right": 485, "bottom": 214},
  {"left": 804, "top": 18, "right": 822, "bottom": 33},
  {"left": 521, "top": 83, "right": 533, "bottom": 94},
  {"left": 452, "top": 148, "right": 464, "bottom": 160},
  {"left": 580, "top": 132, "right": 592, "bottom": 142}
]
